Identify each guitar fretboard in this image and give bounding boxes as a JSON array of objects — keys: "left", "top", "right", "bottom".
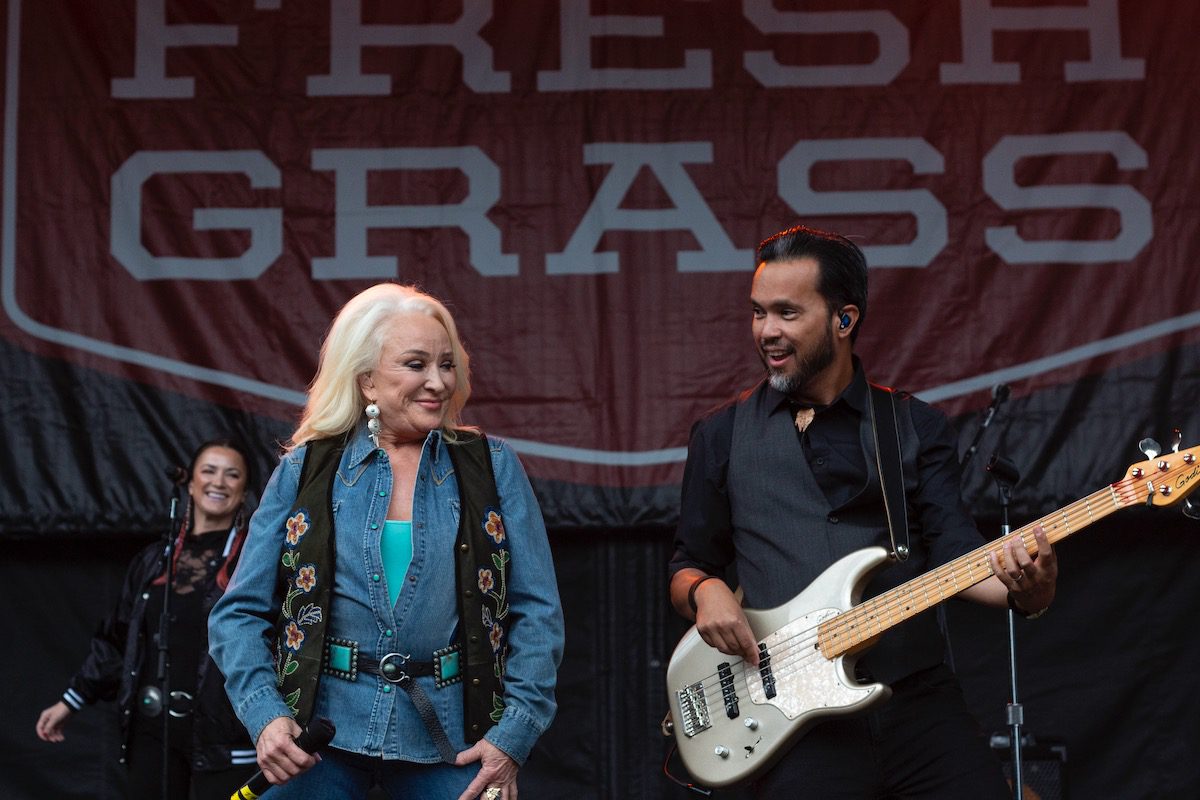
[{"left": 816, "top": 476, "right": 1146, "bottom": 658}]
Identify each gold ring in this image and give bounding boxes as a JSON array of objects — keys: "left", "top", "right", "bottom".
[{"left": 484, "top": 788, "right": 502, "bottom": 800}]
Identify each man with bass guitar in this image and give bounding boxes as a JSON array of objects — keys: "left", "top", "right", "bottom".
[{"left": 668, "top": 224, "right": 1057, "bottom": 797}]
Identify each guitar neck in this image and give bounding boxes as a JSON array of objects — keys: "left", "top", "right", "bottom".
[{"left": 818, "top": 477, "right": 1141, "bottom": 659}]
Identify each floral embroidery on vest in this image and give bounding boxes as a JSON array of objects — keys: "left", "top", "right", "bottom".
[
  {"left": 479, "top": 505, "right": 510, "bottom": 722},
  {"left": 274, "top": 509, "right": 325, "bottom": 715}
]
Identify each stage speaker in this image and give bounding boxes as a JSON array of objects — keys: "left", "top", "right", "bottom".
[{"left": 990, "top": 733, "right": 1067, "bottom": 800}]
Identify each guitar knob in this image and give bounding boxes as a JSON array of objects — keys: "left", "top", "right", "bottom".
[
  {"left": 714, "top": 746, "right": 731, "bottom": 758},
  {"left": 1139, "top": 438, "right": 1161, "bottom": 459},
  {"left": 744, "top": 718, "right": 759, "bottom": 730}
]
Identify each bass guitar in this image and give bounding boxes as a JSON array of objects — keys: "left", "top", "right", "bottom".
[{"left": 667, "top": 443, "right": 1200, "bottom": 787}]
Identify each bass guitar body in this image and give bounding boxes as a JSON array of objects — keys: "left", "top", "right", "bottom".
[{"left": 667, "top": 547, "right": 894, "bottom": 788}]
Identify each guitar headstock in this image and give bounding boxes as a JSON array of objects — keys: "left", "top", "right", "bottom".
[{"left": 1123, "top": 443, "right": 1200, "bottom": 508}]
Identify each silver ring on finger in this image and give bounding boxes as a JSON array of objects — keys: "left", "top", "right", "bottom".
[{"left": 1012, "top": 571, "right": 1024, "bottom": 581}]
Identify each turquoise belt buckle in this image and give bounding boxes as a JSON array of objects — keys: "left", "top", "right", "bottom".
[
  {"left": 324, "top": 637, "right": 360, "bottom": 681},
  {"left": 433, "top": 644, "right": 462, "bottom": 688}
]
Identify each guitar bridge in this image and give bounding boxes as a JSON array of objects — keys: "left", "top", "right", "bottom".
[{"left": 675, "top": 681, "right": 711, "bottom": 737}]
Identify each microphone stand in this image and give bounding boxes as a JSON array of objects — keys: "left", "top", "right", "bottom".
[
  {"left": 950, "top": 384, "right": 1011, "bottom": 672},
  {"left": 961, "top": 385, "right": 1009, "bottom": 469},
  {"left": 155, "top": 481, "right": 184, "bottom": 800},
  {"left": 987, "top": 453, "right": 1024, "bottom": 800}
]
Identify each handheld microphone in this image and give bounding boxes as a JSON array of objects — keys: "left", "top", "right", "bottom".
[
  {"left": 164, "top": 465, "right": 189, "bottom": 485},
  {"left": 230, "top": 717, "right": 336, "bottom": 800}
]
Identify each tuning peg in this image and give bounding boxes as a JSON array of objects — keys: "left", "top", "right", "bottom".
[
  {"left": 1170, "top": 428, "right": 1182, "bottom": 453},
  {"left": 1184, "top": 497, "right": 1200, "bottom": 521},
  {"left": 1139, "top": 438, "right": 1161, "bottom": 459}
]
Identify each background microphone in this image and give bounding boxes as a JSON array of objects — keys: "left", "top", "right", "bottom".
[
  {"left": 961, "top": 384, "right": 1012, "bottom": 468},
  {"left": 231, "top": 717, "right": 336, "bottom": 800},
  {"left": 980, "top": 383, "right": 1010, "bottom": 429},
  {"left": 163, "top": 465, "right": 189, "bottom": 485}
]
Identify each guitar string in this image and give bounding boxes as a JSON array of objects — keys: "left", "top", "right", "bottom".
[
  {"left": 785, "top": 480, "right": 1133, "bottom": 665},
  {"left": 686, "top": 471, "right": 1159, "bottom": 707},
  {"left": 687, "top": 497, "right": 1105, "bottom": 704},
  {"left": 813, "top": 482, "right": 1134, "bottom": 653},
  {"left": 687, "top": 508, "right": 1096, "bottom": 707},
  {"left": 689, "top": 484, "right": 1134, "bottom": 708},
  {"left": 687, "top": 477, "right": 1151, "bottom": 712},
  {"left": 682, "top": 454, "right": 1196, "bottom": 721},
  {"left": 684, "top": 477, "right": 1148, "bottom": 708}
]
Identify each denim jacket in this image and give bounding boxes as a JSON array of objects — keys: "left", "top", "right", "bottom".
[{"left": 209, "top": 427, "right": 564, "bottom": 765}]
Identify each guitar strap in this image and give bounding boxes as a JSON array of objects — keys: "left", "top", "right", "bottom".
[{"left": 867, "top": 384, "right": 910, "bottom": 561}]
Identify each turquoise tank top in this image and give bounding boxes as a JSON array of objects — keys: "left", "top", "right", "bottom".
[{"left": 380, "top": 519, "right": 413, "bottom": 608}]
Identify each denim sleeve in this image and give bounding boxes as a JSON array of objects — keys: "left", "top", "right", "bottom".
[
  {"left": 481, "top": 437, "right": 564, "bottom": 765},
  {"left": 208, "top": 447, "right": 305, "bottom": 744}
]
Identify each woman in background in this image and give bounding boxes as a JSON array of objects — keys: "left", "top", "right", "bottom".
[{"left": 36, "top": 437, "right": 260, "bottom": 799}]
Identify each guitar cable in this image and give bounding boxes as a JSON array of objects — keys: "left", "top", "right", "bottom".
[{"left": 661, "top": 738, "right": 713, "bottom": 795}]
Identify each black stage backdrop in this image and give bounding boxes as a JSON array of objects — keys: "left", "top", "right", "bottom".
[
  {"left": 4, "top": 341, "right": 1198, "bottom": 799},
  {"left": 3, "top": 2, "right": 1199, "bottom": 798}
]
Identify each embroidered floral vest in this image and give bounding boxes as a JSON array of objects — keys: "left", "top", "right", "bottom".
[
  {"left": 445, "top": 433, "right": 510, "bottom": 742},
  {"left": 270, "top": 433, "right": 509, "bottom": 741},
  {"left": 271, "top": 436, "right": 342, "bottom": 725}
]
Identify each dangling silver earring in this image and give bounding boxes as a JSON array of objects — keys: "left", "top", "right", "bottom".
[{"left": 365, "top": 402, "right": 381, "bottom": 448}]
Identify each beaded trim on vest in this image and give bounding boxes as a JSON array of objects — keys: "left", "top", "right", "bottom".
[
  {"left": 446, "top": 434, "right": 510, "bottom": 742},
  {"left": 271, "top": 436, "right": 343, "bottom": 726}
]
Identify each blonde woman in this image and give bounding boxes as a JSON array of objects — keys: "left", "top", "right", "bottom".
[{"left": 210, "top": 284, "right": 563, "bottom": 800}]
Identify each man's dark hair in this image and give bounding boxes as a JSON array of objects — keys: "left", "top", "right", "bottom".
[{"left": 755, "top": 225, "right": 868, "bottom": 342}]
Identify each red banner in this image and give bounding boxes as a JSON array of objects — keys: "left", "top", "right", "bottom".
[{"left": 2, "top": 0, "right": 1197, "bottom": 525}]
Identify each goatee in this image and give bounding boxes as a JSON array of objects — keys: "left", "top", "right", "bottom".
[{"left": 763, "top": 325, "right": 835, "bottom": 397}]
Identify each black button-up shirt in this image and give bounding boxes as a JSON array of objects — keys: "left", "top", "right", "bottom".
[{"left": 670, "top": 360, "right": 982, "bottom": 582}]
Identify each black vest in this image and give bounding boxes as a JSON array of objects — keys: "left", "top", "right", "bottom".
[
  {"left": 727, "top": 383, "right": 945, "bottom": 684},
  {"left": 271, "top": 432, "right": 509, "bottom": 741}
]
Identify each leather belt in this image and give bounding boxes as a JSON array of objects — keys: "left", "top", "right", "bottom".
[
  {"left": 321, "top": 638, "right": 462, "bottom": 765},
  {"left": 321, "top": 638, "right": 461, "bottom": 688},
  {"left": 358, "top": 652, "right": 434, "bottom": 684}
]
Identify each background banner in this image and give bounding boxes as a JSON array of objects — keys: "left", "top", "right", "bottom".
[
  {"left": 5, "top": 4, "right": 1200, "bottom": 799},
  {"left": 2, "top": 0, "right": 1197, "bottom": 535}
]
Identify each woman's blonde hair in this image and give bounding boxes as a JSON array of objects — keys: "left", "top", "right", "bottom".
[{"left": 290, "top": 284, "right": 471, "bottom": 448}]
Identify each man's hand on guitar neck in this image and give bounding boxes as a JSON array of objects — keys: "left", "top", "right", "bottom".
[
  {"left": 969, "top": 525, "right": 1058, "bottom": 616},
  {"left": 671, "top": 569, "right": 761, "bottom": 666}
]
